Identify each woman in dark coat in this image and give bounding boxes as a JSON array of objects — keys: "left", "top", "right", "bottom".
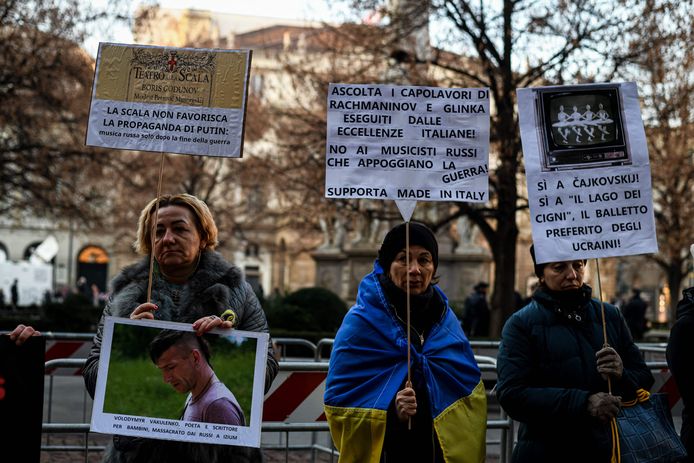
[
  {"left": 496, "top": 246, "right": 653, "bottom": 463},
  {"left": 667, "top": 286, "right": 694, "bottom": 461}
]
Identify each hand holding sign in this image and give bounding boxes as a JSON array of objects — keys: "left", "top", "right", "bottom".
[{"left": 8, "top": 324, "right": 41, "bottom": 346}]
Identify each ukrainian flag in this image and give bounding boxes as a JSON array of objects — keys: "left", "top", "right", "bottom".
[{"left": 324, "top": 263, "right": 487, "bottom": 463}]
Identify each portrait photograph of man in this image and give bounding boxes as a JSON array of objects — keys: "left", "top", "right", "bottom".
[{"left": 91, "top": 318, "right": 268, "bottom": 448}]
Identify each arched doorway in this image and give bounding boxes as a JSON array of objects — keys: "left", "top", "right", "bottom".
[{"left": 76, "top": 245, "right": 109, "bottom": 298}]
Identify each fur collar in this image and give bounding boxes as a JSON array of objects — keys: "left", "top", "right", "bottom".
[{"left": 108, "top": 250, "right": 244, "bottom": 323}]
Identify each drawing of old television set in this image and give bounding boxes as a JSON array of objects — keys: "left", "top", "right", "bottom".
[{"left": 534, "top": 84, "right": 631, "bottom": 172}]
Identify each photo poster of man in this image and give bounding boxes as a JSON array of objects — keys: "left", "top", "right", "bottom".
[
  {"left": 518, "top": 82, "right": 658, "bottom": 264},
  {"left": 91, "top": 317, "right": 269, "bottom": 448},
  {"left": 0, "top": 335, "right": 45, "bottom": 462}
]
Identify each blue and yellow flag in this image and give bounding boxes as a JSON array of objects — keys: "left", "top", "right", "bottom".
[{"left": 324, "top": 262, "right": 487, "bottom": 463}]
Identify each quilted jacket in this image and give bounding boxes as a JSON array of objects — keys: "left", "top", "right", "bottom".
[{"left": 496, "top": 285, "right": 653, "bottom": 463}]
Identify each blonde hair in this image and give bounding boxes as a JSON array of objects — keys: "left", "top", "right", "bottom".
[{"left": 134, "top": 194, "right": 219, "bottom": 255}]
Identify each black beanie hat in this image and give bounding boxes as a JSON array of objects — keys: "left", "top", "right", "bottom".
[{"left": 378, "top": 221, "right": 439, "bottom": 271}]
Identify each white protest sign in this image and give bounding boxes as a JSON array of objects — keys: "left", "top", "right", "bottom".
[
  {"left": 325, "top": 83, "right": 490, "bottom": 215},
  {"left": 518, "top": 82, "right": 657, "bottom": 264},
  {"left": 86, "top": 43, "right": 251, "bottom": 157}
]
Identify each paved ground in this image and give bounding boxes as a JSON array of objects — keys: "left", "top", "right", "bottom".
[
  {"left": 38, "top": 445, "right": 336, "bottom": 463},
  {"left": 39, "top": 444, "right": 500, "bottom": 463}
]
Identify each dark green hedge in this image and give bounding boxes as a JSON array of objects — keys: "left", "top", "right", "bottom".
[
  {"left": 0, "top": 293, "right": 99, "bottom": 333},
  {"left": 264, "top": 287, "right": 347, "bottom": 334}
]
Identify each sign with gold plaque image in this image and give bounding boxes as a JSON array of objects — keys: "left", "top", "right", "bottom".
[{"left": 86, "top": 43, "right": 251, "bottom": 157}]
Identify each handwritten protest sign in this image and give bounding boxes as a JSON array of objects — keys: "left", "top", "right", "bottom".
[
  {"left": 518, "top": 82, "right": 657, "bottom": 264},
  {"left": 86, "top": 43, "right": 251, "bottom": 157},
  {"left": 325, "top": 83, "right": 490, "bottom": 219}
]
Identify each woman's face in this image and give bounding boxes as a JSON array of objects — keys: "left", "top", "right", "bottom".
[
  {"left": 388, "top": 245, "right": 435, "bottom": 295},
  {"left": 542, "top": 260, "right": 585, "bottom": 291},
  {"left": 153, "top": 205, "right": 205, "bottom": 274}
]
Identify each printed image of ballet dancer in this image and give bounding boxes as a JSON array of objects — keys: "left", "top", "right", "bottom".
[
  {"left": 532, "top": 84, "right": 632, "bottom": 172},
  {"left": 595, "top": 103, "right": 612, "bottom": 140},
  {"left": 551, "top": 102, "right": 614, "bottom": 146}
]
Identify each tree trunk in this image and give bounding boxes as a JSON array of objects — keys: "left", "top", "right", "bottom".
[
  {"left": 488, "top": 88, "right": 519, "bottom": 336},
  {"left": 490, "top": 232, "right": 518, "bottom": 335}
]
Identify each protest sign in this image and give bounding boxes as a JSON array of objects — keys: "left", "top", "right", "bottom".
[
  {"left": 325, "top": 83, "right": 490, "bottom": 219},
  {"left": 91, "top": 317, "right": 268, "bottom": 448},
  {"left": 86, "top": 43, "right": 251, "bottom": 157},
  {"left": 518, "top": 82, "right": 657, "bottom": 264},
  {"left": 0, "top": 336, "right": 45, "bottom": 462}
]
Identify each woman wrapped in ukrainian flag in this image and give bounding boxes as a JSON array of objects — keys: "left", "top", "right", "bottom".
[{"left": 324, "top": 221, "right": 487, "bottom": 463}]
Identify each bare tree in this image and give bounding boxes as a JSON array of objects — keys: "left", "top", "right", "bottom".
[
  {"left": 244, "top": 24, "right": 414, "bottom": 245},
  {"left": 261, "top": 0, "right": 656, "bottom": 334},
  {"left": 0, "top": 0, "right": 131, "bottom": 225},
  {"left": 626, "top": 1, "right": 694, "bottom": 318},
  {"left": 104, "top": 7, "right": 296, "bottom": 258},
  {"left": 126, "top": 2, "right": 691, "bottom": 329}
]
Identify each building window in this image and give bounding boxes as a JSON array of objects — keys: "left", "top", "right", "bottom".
[
  {"left": 246, "top": 243, "right": 260, "bottom": 258},
  {"left": 244, "top": 265, "right": 262, "bottom": 297},
  {"left": 251, "top": 74, "right": 264, "bottom": 96},
  {"left": 247, "top": 185, "right": 264, "bottom": 215}
]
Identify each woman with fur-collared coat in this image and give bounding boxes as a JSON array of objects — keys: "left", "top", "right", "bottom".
[{"left": 82, "top": 194, "right": 278, "bottom": 463}]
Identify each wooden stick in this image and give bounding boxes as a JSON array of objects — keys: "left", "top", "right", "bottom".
[
  {"left": 406, "top": 221, "right": 412, "bottom": 430},
  {"left": 146, "top": 152, "right": 166, "bottom": 303},
  {"left": 594, "top": 258, "right": 612, "bottom": 395},
  {"left": 406, "top": 221, "right": 411, "bottom": 385}
]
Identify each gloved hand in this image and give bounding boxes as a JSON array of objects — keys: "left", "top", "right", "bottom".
[
  {"left": 596, "top": 346, "right": 623, "bottom": 380},
  {"left": 587, "top": 392, "right": 621, "bottom": 423}
]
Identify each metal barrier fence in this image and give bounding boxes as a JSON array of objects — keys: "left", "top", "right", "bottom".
[
  {"left": 19, "top": 331, "right": 668, "bottom": 364},
  {"left": 273, "top": 337, "right": 318, "bottom": 360},
  {"left": 30, "top": 333, "right": 676, "bottom": 463},
  {"left": 40, "top": 356, "right": 514, "bottom": 463},
  {"left": 314, "top": 338, "right": 668, "bottom": 360}
]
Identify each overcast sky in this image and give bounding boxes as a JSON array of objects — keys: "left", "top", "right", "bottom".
[
  {"left": 85, "top": 0, "right": 347, "bottom": 56},
  {"left": 153, "top": 0, "right": 335, "bottom": 20}
]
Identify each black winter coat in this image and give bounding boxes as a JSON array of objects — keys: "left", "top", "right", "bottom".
[
  {"left": 667, "top": 286, "right": 694, "bottom": 462},
  {"left": 496, "top": 285, "right": 654, "bottom": 463}
]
